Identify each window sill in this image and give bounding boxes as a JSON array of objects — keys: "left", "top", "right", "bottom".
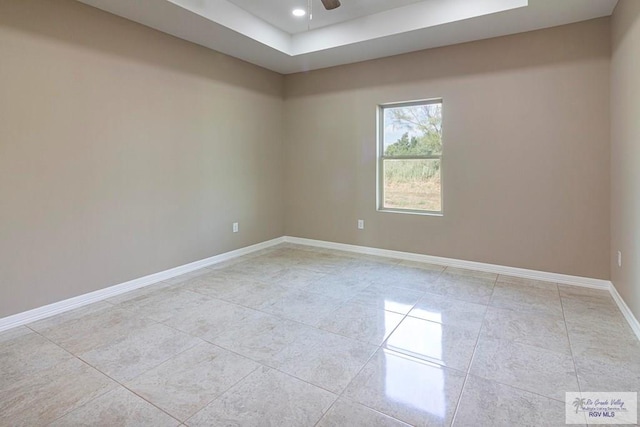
[{"left": 377, "top": 208, "right": 443, "bottom": 217}]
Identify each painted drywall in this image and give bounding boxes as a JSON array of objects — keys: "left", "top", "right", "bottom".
[
  {"left": 611, "top": 0, "right": 640, "bottom": 320},
  {"left": 0, "top": 0, "right": 284, "bottom": 317},
  {"left": 0, "top": 2, "right": 618, "bottom": 320},
  {"left": 283, "top": 18, "right": 611, "bottom": 280}
]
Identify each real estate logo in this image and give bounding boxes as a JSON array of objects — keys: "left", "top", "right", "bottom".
[{"left": 566, "top": 392, "right": 637, "bottom": 424}]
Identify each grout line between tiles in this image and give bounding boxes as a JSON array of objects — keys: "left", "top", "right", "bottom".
[
  {"left": 155, "top": 308, "right": 351, "bottom": 404},
  {"left": 27, "top": 319, "right": 211, "bottom": 425},
  {"left": 74, "top": 346, "right": 195, "bottom": 424},
  {"left": 449, "top": 273, "right": 498, "bottom": 426},
  {"left": 9, "top": 246, "right": 614, "bottom": 426},
  {"left": 136, "top": 252, "right": 481, "bottom": 425},
  {"left": 180, "top": 361, "right": 262, "bottom": 426},
  {"left": 312, "top": 272, "right": 436, "bottom": 426},
  {"left": 22, "top": 326, "right": 119, "bottom": 425},
  {"left": 559, "top": 294, "right": 584, "bottom": 395},
  {"left": 311, "top": 399, "right": 338, "bottom": 427},
  {"left": 26, "top": 327, "right": 182, "bottom": 426}
]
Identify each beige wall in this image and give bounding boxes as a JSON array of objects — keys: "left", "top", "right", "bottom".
[
  {"left": 611, "top": 0, "right": 640, "bottom": 320},
  {"left": 0, "top": 0, "right": 284, "bottom": 317},
  {"left": 284, "top": 18, "right": 611, "bottom": 280},
  {"left": 0, "top": 2, "right": 619, "bottom": 320}
]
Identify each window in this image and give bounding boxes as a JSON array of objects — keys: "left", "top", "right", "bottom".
[{"left": 378, "top": 99, "right": 443, "bottom": 214}]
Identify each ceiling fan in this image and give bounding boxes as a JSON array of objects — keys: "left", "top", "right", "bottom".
[{"left": 320, "top": 0, "right": 341, "bottom": 10}]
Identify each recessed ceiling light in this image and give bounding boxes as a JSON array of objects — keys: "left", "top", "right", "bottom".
[{"left": 292, "top": 8, "right": 306, "bottom": 17}]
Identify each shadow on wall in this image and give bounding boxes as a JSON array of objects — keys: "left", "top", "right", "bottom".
[
  {"left": 284, "top": 18, "right": 611, "bottom": 98},
  {"left": 0, "top": 0, "right": 283, "bottom": 97},
  {"left": 612, "top": 0, "right": 640, "bottom": 53}
]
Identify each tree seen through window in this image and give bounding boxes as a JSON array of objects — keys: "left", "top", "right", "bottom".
[{"left": 380, "top": 101, "right": 442, "bottom": 213}]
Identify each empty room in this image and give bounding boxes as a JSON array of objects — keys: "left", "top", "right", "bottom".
[{"left": 1, "top": 0, "right": 639, "bottom": 425}]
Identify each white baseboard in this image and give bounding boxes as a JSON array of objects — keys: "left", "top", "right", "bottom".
[
  {"left": 609, "top": 282, "right": 640, "bottom": 341},
  {"left": 0, "top": 237, "right": 285, "bottom": 333},
  {"left": 284, "top": 236, "right": 610, "bottom": 289},
  {"left": 3, "top": 234, "right": 639, "bottom": 343},
  {"left": 284, "top": 236, "right": 640, "bottom": 341}
]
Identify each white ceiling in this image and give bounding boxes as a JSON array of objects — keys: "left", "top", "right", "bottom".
[
  {"left": 227, "top": 0, "right": 426, "bottom": 34},
  {"left": 76, "top": 0, "right": 618, "bottom": 74}
]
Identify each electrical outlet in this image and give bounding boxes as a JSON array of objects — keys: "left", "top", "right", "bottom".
[
  {"left": 618, "top": 251, "right": 622, "bottom": 267},
  {"left": 233, "top": 222, "right": 239, "bottom": 233},
  {"left": 357, "top": 219, "right": 364, "bottom": 230}
]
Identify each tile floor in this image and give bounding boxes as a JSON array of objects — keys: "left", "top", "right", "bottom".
[{"left": 1, "top": 244, "right": 639, "bottom": 426}]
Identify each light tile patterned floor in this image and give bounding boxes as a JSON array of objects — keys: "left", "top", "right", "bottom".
[{"left": 1, "top": 244, "right": 639, "bottom": 426}]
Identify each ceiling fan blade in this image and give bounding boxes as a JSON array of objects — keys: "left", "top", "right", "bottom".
[{"left": 320, "top": 0, "right": 341, "bottom": 10}]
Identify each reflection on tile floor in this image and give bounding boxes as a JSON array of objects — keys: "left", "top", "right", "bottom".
[{"left": 1, "top": 244, "right": 638, "bottom": 426}]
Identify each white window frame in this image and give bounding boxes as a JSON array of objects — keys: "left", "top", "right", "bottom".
[{"left": 377, "top": 98, "right": 444, "bottom": 216}]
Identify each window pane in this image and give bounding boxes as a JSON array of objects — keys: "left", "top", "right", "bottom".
[
  {"left": 383, "top": 159, "right": 441, "bottom": 212},
  {"left": 383, "top": 103, "right": 442, "bottom": 157}
]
